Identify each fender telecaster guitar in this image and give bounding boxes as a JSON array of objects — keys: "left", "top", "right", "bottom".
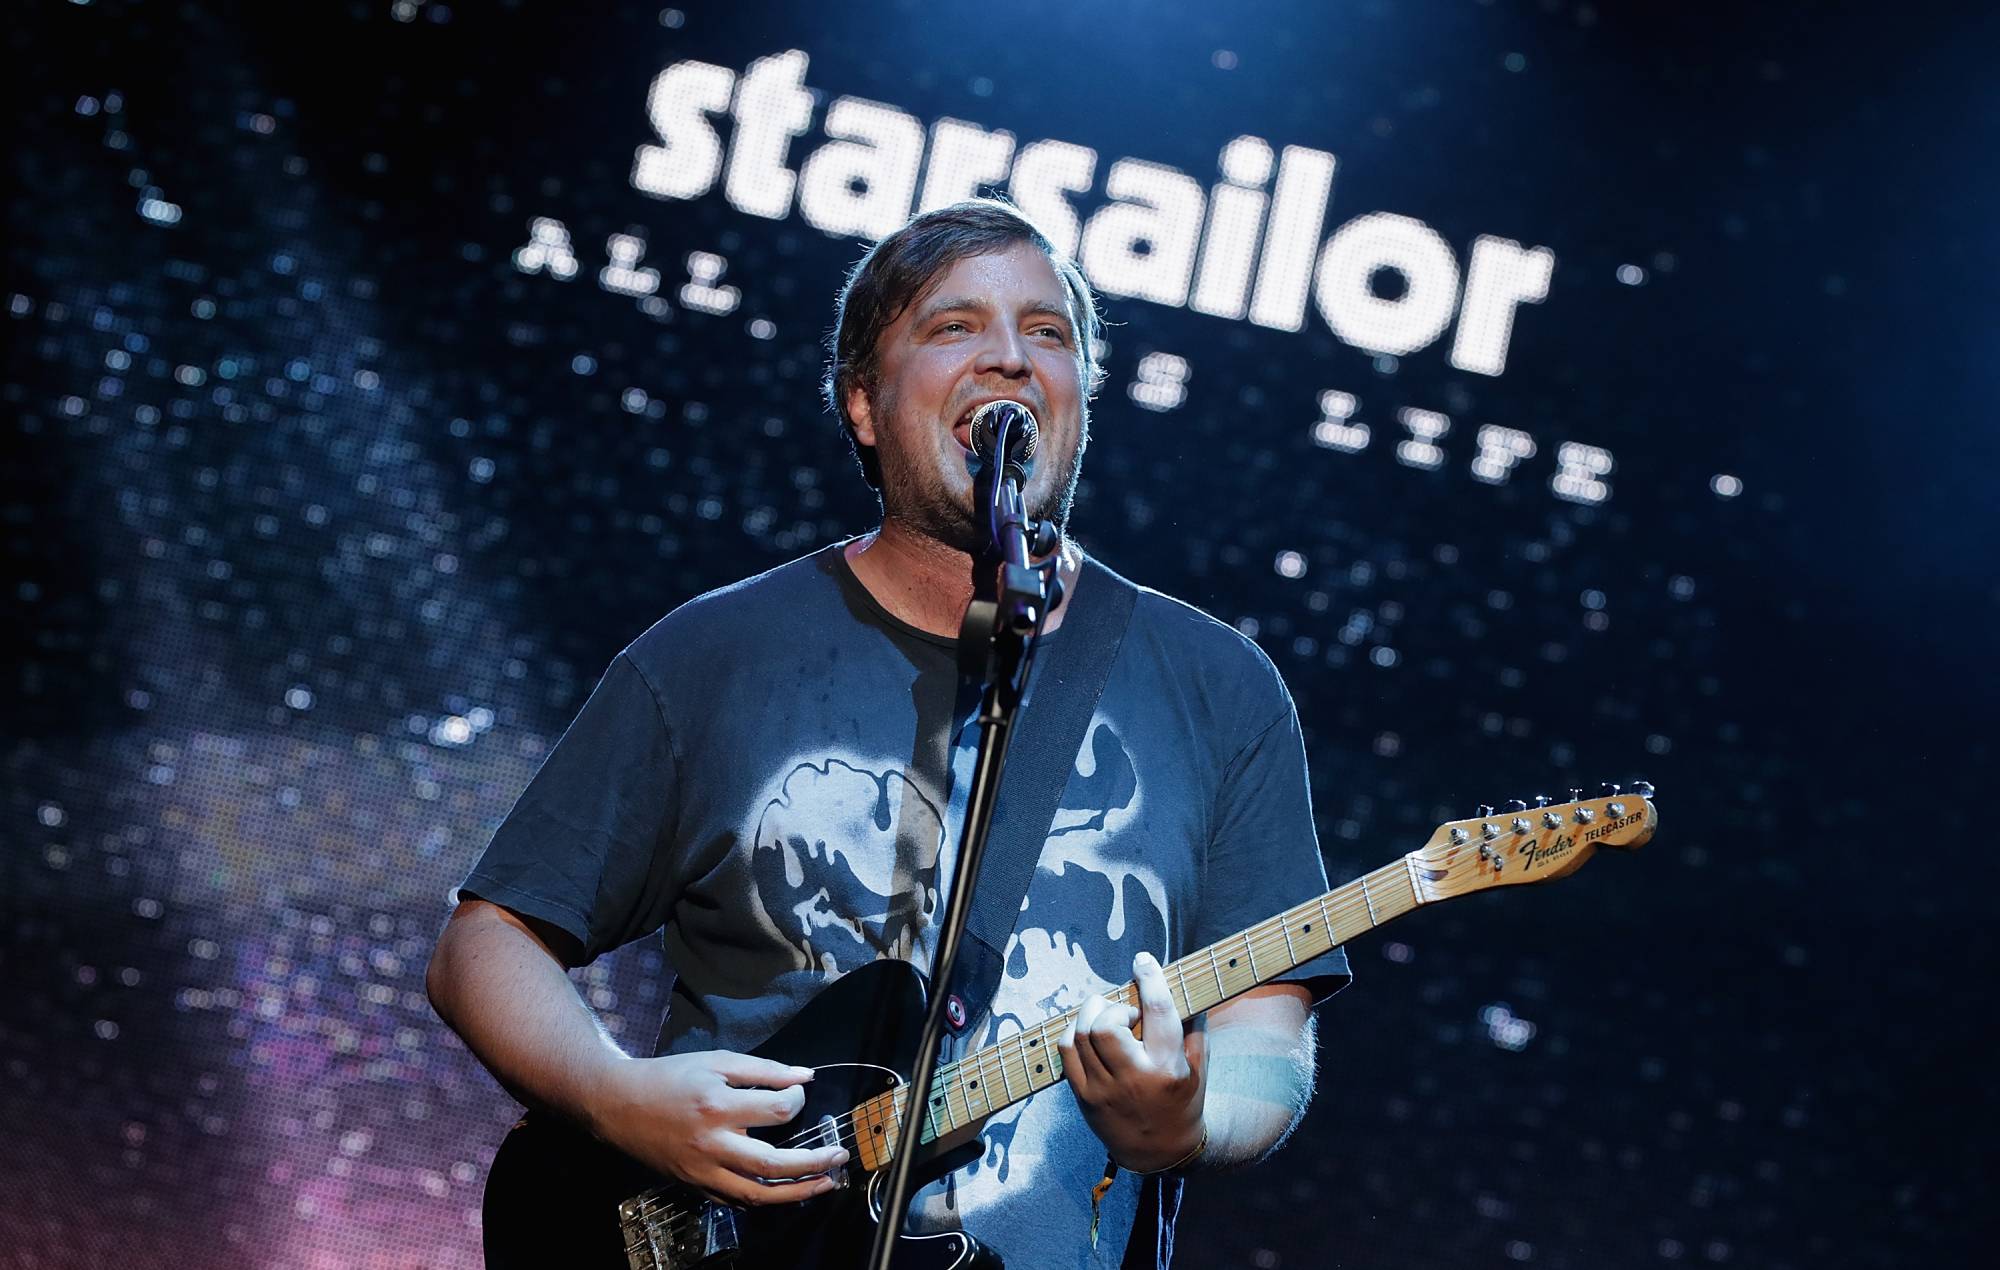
[{"left": 482, "top": 785, "right": 1656, "bottom": 1268}]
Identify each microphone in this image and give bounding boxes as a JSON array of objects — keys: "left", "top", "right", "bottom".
[{"left": 968, "top": 400, "right": 1039, "bottom": 485}]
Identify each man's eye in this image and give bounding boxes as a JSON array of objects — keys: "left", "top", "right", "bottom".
[{"left": 937, "top": 321, "right": 969, "bottom": 334}]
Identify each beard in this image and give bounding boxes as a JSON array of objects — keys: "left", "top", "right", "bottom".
[{"left": 871, "top": 384, "right": 1087, "bottom": 556}]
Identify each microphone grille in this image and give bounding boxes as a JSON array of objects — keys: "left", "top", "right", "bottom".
[{"left": 969, "top": 400, "right": 1039, "bottom": 464}]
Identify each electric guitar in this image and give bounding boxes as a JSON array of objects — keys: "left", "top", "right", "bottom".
[{"left": 481, "top": 785, "right": 1657, "bottom": 1268}]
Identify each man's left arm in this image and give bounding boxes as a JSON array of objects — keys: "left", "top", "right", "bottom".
[{"left": 1198, "top": 983, "right": 1316, "bottom": 1167}]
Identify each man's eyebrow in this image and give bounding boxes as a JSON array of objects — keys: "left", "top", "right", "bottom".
[{"left": 914, "top": 294, "right": 1076, "bottom": 330}]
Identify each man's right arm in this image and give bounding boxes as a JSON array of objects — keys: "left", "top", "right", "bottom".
[{"left": 425, "top": 898, "right": 848, "bottom": 1206}]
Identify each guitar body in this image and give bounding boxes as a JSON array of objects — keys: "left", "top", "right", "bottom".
[{"left": 482, "top": 958, "right": 997, "bottom": 1270}]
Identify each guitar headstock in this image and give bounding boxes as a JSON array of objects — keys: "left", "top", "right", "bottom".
[{"left": 1409, "top": 782, "right": 1656, "bottom": 901}]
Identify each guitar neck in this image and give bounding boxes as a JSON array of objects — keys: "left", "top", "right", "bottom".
[{"left": 847, "top": 853, "right": 1433, "bottom": 1171}]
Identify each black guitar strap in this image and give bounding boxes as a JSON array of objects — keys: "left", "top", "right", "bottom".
[{"left": 942, "top": 554, "right": 1139, "bottom": 1034}]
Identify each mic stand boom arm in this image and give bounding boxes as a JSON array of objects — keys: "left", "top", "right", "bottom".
[{"left": 866, "top": 411, "right": 1058, "bottom": 1270}]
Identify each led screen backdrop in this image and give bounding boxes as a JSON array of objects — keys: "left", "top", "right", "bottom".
[{"left": 4, "top": 2, "right": 1991, "bottom": 1267}]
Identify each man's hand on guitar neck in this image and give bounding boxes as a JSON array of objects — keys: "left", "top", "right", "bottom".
[{"left": 1060, "top": 951, "right": 1208, "bottom": 1173}]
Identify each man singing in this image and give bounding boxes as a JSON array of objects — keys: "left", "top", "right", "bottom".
[{"left": 426, "top": 198, "right": 1349, "bottom": 1268}]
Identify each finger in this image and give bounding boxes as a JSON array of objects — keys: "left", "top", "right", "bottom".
[
  {"left": 1133, "top": 952, "right": 1186, "bottom": 1067},
  {"left": 1184, "top": 1024, "right": 1209, "bottom": 1090},
  {"left": 730, "top": 1083, "right": 808, "bottom": 1126},
  {"left": 702, "top": 1166, "right": 841, "bottom": 1208},
  {"left": 1082, "top": 1001, "right": 1146, "bottom": 1077},
  {"left": 712, "top": 1053, "right": 816, "bottom": 1089},
  {"left": 1059, "top": 1011, "right": 1089, "bottom": 1094},
  {"left": 721, "top": 1135, "right": 851, "bottom": 1184}
]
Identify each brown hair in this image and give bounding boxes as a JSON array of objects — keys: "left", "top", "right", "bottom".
[{"left": 822, "top": 197, "right": 1104, "bottom": 489}]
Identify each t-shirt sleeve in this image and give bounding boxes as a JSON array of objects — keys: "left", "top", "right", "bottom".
[
  {"left": 1195, "top": 693, "right": 1352, "bottom": 1006},
  {"left": 458, "top": 652, "right": 680, "bottom": 964}
]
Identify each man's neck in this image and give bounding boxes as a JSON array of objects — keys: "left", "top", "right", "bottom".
[{"left": 843, "top": 517, "right": 1080, "bottom": 639}]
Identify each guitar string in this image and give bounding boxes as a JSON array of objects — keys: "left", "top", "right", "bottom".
[
  {"left": 627, "top": 826, "right": 1619, "bottom": 1228},
  {"left": 765, "top": 853, "right": 1433, "bottom": 1158},
  {"left": 777, "top": 815, "right": 1628, "bottom": 1159}
]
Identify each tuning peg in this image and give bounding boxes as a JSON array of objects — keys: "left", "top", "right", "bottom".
[
  {"left": 1533, "top": 794, "right": 1550, "bottom": 808},
  {"left": 1476, "top": 804, "right": 1495, "bottom": 818},
  {"left": 1568, "top": 787, "right": 1583, "bottom": 802},
  {"left": 1599, "top": 781, "right": 1622, "bottom": 797},
  {"left": 1505, "top": 799, "right": 1528, "bottom": 813},
  {"left": 1634, "top": 779, "right": 1656, "bottom": 800}
]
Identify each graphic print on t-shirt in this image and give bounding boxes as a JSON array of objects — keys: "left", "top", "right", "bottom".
[
  {"left": 740, "top": 718, "right": 1166, "bottom": 1259},
  {"left": 938, "top": 717, "right": 1167, "bottom": 1263},
  {"left": 748, "top": 754, "right": 951, "bottom": 974}
]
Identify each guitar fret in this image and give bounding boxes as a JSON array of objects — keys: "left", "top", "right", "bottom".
[
  {"left": 1359, "top": 874, "right": 1378, "bottom": 926},
  {"left": 1208, "top": 945, "right": 1226, "bottom": 1000},
  {"left": 950, "top": 1066, "right": 975, "bottom": 1130},
  {"left": 1402, "top": 854, "right": 1424, "bottom": 906},
  {"left": 1279, "top": 916, "right": 1298, "bottom": 965},
  {"left": 1243, "top": 931, "right": 1260, "bottom": 980},
  {"left": 995, "top": 1042, "right": 1018, "bottom": 1102}
]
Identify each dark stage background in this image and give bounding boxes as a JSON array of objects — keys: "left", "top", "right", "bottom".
[{"left": 4, "top": 2, "right": 1993, "bottom": 1267}]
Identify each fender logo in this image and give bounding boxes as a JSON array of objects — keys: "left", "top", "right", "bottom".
[
  {"left": 1521, "top": 833, "right": 1575, "bottom": 871},
  {"left": 1584, "top": 811, "right": 1643, "bottom": 843}
]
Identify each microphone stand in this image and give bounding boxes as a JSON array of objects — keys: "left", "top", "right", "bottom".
[{"left": 866, "top": 412, "right": 1058, "bottom": 1270}]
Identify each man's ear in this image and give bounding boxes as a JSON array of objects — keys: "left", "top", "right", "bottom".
[{"left": 845, "top": 382, "right": 878, "bottom": 446}]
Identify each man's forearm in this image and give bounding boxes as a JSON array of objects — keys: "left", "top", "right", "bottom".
[
  {"left": 425, "top": 900, "right": 630, "bottom": 1133},
  {"left": 1198, "top": 1004, "right": 1317, "bottom": 1168}
]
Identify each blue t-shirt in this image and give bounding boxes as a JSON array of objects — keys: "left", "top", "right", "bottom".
[{"left": 461, "top": 544, "right": 1350, "bottom": 1268}]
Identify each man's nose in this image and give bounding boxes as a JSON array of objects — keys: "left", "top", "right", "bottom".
[{"left": 973, "top": 323, "right": 1032, "bottom": 378}]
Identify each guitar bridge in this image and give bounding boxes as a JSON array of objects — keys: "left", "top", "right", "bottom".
[{"left": 617, "top": 1190, "right": 740, "bottom": 1270}]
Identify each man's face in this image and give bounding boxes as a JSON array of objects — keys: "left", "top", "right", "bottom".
[{"left": 846, "top": 240, "right": 1089, "bottom": 553}]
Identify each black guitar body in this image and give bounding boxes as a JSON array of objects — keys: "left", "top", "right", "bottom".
[{"left": 482, "top": 959, "right": 999, "bottom": 1269}]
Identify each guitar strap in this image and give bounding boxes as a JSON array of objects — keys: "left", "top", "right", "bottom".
[{"left": 942, "top": 554, "right": 1139, "bottom": 1034}]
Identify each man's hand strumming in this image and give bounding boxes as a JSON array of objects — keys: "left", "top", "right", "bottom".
[{"left": 590, "top": 1050, "right": 850, "bottom": 1206}]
